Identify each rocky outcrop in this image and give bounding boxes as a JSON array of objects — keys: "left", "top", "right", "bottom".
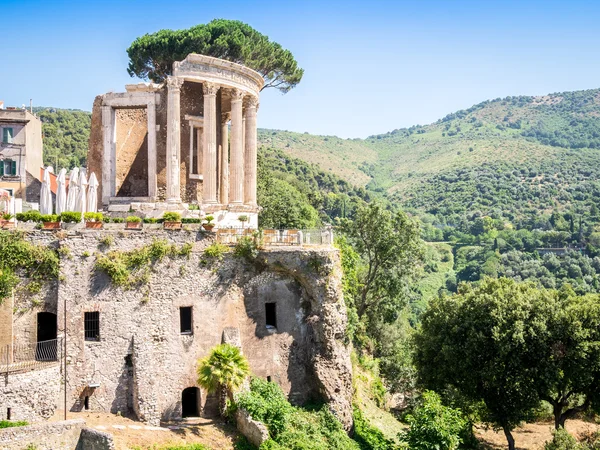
[{"left": 258, "top": 248, "right": 354, "bottom": 431}]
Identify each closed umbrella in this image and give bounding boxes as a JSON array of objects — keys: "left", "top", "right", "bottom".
[
  {"left": 87, "top": 172, "right": 99, "bottom": 213},
  {"left": 76, "top": 168, "right": 88, "bottom": 218},
  {"left": 55, "top": 168, "right": 67, "bottom": 215},
  {"left": 40, "top": 167, "right": 53, "bottom": 215},
  {"left": 66, "top": 167, "right": 79, "bottom": 212}
]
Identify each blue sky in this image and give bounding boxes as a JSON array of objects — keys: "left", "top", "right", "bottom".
[{"left": 1, "top": 0, "right": 600, "bottom": 138}]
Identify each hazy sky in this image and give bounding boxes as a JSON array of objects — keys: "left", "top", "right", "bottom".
[{"left": 2, "top": 0, "right": 600, "bottom": 138}]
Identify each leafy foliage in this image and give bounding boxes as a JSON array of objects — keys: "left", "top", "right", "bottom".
[
  {"left": 352, "top": 408, "right": 399, "bottom": 450},
  {"left": 399, "top": 391, "right": 467, "bottom": 450},
  {"left": 0, "top": 420, "right": 28, "bottom": 429},
  {"left": 234, "top": 237, "right": 259, "bottom": 261},
  {"left": 126, "top": 19, "right": 303, "bottom": 92}
]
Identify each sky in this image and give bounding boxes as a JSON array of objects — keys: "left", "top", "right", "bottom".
[{"left": 2, "top": 0, "right": 600, "bottom": 138}]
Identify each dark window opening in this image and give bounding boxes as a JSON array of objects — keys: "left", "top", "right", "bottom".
[
  {"left": 180, "top": 307, "right": 193, "bottom": 334},
  {"left": 124, "top": 354, "right": 133, "bottom": 368},
  {"left": 265, "top": 303, "right": 277, "bottom": 329},
  {"left": 84, "top": 396, "right": 90, "bottom": 410},
  {"left": 266, "top": 376, "right": 272, "bottom": 382},
  {"left": 85, "top": 312, "right": 100, "bottom": 341},
  {"left": 36, "top": 312, "right": 57, "bottom": 361},
  {"left": 182, "top": 387, "right": 200, "bottom": 418},
  {"left": 7, "top": 408, "right": 11, "bottom": 420}
]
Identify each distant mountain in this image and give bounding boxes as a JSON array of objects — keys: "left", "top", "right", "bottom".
[{"left": 259, "top": 89, "right": 600, "bottom": 221}]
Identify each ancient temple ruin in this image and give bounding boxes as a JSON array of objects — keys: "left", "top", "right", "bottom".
[{"left": 88, "top": 54, "right": 263, "bottom": 228}]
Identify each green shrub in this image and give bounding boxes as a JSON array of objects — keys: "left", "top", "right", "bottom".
[
  {"left": 2, "top": 213, "right": 13, "bottom": 220},
  {"left": 204, "top": 242, "right": 228, "bottom": 259},
  {"left": 163, "top": 211, "right": 182, "bottom": 222},
  {"left": 544, "top": 428, "right": 584, "bottom": 450},
  {"left": 352, "top": 408, "right": 398, "bottom": 450},
  {"left": 234, "top": 237, "right": 258, "bottom": 261},
  {"left": 40, "top": 214, "right": 59, "bottom": 223},
  {"left": 399, "top": 391, "right": 467, "bottom": 450},
  {"left": 204, "top": 215, "right": 215, "bottom": 224},
  {"left": 126, "top": 215, "right": 142, "bottom": 223},
  {"left": 99, "top": 235, "right": 114, "bottom": 247},
  {"left": 0, "top": 420, "right": 28, "bottom": 429},
  {"left": 60, "top": 211, "right": 81, "bottom": 223},
  {"left": 111, "top": 217, "right": 124, "bottom": 223},
  {"left": 182, "top": 218, "right": 202, "bottom": 224},
  {"left": 103, "top": 216, "right": 111, "bottom": 223},
  {"left": 84, "top": 212, "right": 103, "bottom": 222},
  {"left": 188, "top": 203, "right": 200, "bottom": 211},
  {"left": 16, "top": 210, "right": 42, "bottom": 222},
  {"left": 179, "top": 242, "right": 193, "bottom": 258},
  {"left": 143, "top": 217, "right": 160, "bottom": 223}
]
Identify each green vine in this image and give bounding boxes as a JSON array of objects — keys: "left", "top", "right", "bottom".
[
  {"left": 95, "top": 239, "right": 193, "bottom": 288},
  {"left": 0, "top": 231, "right": 59, "bottom": 303}
]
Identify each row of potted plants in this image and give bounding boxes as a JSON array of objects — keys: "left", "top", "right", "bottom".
[{"left": 13, "top": 210, "right": 218, "bottom": 231}]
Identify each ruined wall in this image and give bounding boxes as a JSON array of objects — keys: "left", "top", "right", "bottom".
[
  {"left": 115, "top": 108, "right": 149, "bottom": 197},
  {"left": 88, "top": 96, "right": 104, "bottom": 209},
  {"left": 0, "top": 365, "right": 61, "bottom": 422},
  {"left": 0, "top": 293, "right": 13, "bottom": 350},
  {"left": 0, "top": 229, "right": 353, "bottom": 430}
]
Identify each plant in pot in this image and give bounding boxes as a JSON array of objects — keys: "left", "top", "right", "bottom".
[
  {"left": 84, "top": 212, "right": 104, "bottom": 229},
  {"left": 202, "top": 215, "right": 215, "bottom": 231},
  {"left": 238, "top": 215, "right": 249, "bottom": 229},
  {"left": 60, "top": 212, "right": 82, "bottom": 229},
  {"left": 1, "top": 213, "right": 14, "bottom": 229},
  {"left": 41, "top": 214, "right": 60, "bottom": 230},
  {"left": 125, "top": 215, "right": 143, "bottom": 230},
  {"left": 163, "top": 212, "right": 182, "bottom": 230}
]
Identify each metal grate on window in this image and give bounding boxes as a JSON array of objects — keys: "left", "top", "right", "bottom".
[{"left": 84, "top": 311, "right": 100, "bottom": 341}]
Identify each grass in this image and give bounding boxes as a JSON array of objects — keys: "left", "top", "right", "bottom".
[{"left": 0, "top": 420, "right": 28, "bottom": 429}]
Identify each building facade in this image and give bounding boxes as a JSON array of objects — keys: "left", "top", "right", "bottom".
[
  {"left": 88, "top": 54, "right": 263, "bottom": 228},
  {"left": 0, "top": 107, "right": 43, "bottom": 203}
]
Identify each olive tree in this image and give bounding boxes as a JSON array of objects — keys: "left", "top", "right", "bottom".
[{"left": 127, "top": 19, "right": 303, "bottom": 93}]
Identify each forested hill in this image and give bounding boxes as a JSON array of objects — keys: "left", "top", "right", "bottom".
[{"left": 259, "top": 88, "right": 600, "bottom": 220}]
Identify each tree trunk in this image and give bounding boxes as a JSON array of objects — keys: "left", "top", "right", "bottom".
[
  {"left": 218, "top": 385, "right": 227, "bottom": 417},
  {"left": 553, "top": 402, "right": 563, "bottom": 430},
  {"left": 502, "top": 426, "right": 516, "bottom": 450}
]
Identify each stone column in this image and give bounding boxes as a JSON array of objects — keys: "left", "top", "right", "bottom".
[
  {"left": 166, "top": 76, "right": 183, "bottom": 203},
  {"left": 244, "top": 96, "right": 258, "bottom": 207},
  {"left": 220, "top": 112, "right": 230, "bottom": 205},
  {"left": 147, "top": 99, "right": 157, "bottom": 199},
  {"left": 202, "top": 82, "right": 219, "bottom": 204},
  {"left": 229, "top": 89, "right": 244, "bottom": 205},
  {"left": 101, "top": 105, "right": 115, "bottom": 205}
]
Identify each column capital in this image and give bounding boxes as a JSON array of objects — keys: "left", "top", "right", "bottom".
[
  {"left": 203, "top": 82, "right": 219, "bottom": 96},
  {"left": 230, "top": 88, "right": 245, "bottom": 102},
  {"left": 244, "top": 95, "right": 259, "bottom": 109},
  {"left": 221, "top": 112, "right": 231, "bottom": 124},
  {"left": 166, "top": 76, "right": 184, "bottom": 91}
]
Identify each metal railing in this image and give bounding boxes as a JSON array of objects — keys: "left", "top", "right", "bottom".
[
  {"left": 216, "top": 228, "right": 334, "bottom": 247},
  {"left": 1, "top": 338, "right": 61, "bottom": 374}
]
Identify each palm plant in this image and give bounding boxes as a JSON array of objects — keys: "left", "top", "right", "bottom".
[{"left": 197, "top": 343, "right": 250, "bottom": 416}]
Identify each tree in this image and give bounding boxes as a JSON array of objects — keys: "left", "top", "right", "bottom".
[
  {"left": 414, "top": 278, "right": 553, "bottom": 450},
  {"left": 339, "top": 202, "right": 423, "bottom": 322},
  {"left": 258, "top": 176, "right": 319, "bottom": 229},
  {"left": 197, "top": 343, "right": 250, "bottom": 416},
  {"left": 126, "top": 19, "right": 304, "bottom": 93}
]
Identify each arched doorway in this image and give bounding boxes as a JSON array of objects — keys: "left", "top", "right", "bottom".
[
  {"left": 36, "top": 312, "right": 57, "bottom": 361},
  {"left": 181, "top": 387, "right": 200, "bottom": 418}
]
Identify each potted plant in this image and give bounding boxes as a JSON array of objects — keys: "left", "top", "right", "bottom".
[
  {"left": 60, "top": 212, "right": 82, "bottom": 229},
  {"left": 238, "top": 215, "right": 249, "bottom": 229},
  {"left": 41, "top": 214, "right": 60, "bottom": 230},
  {"left": 125, "top": 215, "right": 143, "bottom": 230},
  {"left": 1, "top": 213, "right": 14, "bottom": 229},
  {"left": 202, "top": 215, "right": 215, "bottom": 231},
  {"left": 84, "top": 212, "right": 104, "bottom": 229},
  {"left": 163, "top": 212, "right": 182, "bottom": 230}
]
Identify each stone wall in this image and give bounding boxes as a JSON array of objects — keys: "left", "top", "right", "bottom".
[
  {"left": 0, "top": 229, "right": 353, "bottom": 430},
  {"left": 115, "top": 108, "right": 149, "bottom": 197},
  {"left": 0, "top": 419, "right": 85, "bottom": 450},
  {"left": 0, "top": 365, "right": 61, "bottom": 422},
  {"left": 76, "top": 427, "right": 115, "bottom": 450}
]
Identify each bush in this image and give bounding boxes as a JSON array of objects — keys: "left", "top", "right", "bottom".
[
  {"left": 182, "top": 218, "right": 202, "bottom": 224},
  {"left": 204, "top": 242, "right": 228, "bottom": 259},
  {"left": 60, "top": 212, "right": 81, "bottom": 223},
  {"left": 16, "top": 210, "right": 42, "bottom": 222},
  {"left": 111, "top": 217, "right": 124, "bottom": 223},
  {"left": 234, "top": 237, "right": 258, "bottom": 261},
  {"left": 544, "top": 428, "right": 584, "bottom": 450},
  {"left": 352, "top": 408, "right": 397, "bottom": 450},
  {"left": 0, "top": 420, "right": 28, "bottom": 429},
  {"left": 40, "top": 214, "right": 59, "bottom": 223},
  {"left": 84, "top": 212, "right": 103, "bottom": 222},
  {"left": 399, "top": 391, "right": 467, "bottom": 450},
  {"left": 143, "top": 217, "right": 160, "bottom": 223},
  {"left": 126, "top": 215, "right": 142, "bottom": 223},
  {"left": 163, "top": 212, "right": 182, "bottom": 222},
  {"left": 204, "top": 215, "right": 215, "bottom": 224}
]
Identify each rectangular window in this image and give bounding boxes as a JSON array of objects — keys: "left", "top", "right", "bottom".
[
  {"left": 3, "top": 160, "right": 16, "bottom": 176},
  {"left": 180, "top": 307, "right": 193, "bottom": 334},
  {"left": 2, "top": 128, "right": 13, "bottom": 144},
  {"left": 265, "top": 303, "right": 277, "bottom": 329},
  {"left": 84, "top": 311, "right": 100, "bottom": 341}
]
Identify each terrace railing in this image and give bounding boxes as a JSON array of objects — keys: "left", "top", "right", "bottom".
[
  {"left": 216, "top": 228, "right": 334, "bottom": 247},
  {"left": 1, "top": 338, "right": 61, "bottom": 375}
]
